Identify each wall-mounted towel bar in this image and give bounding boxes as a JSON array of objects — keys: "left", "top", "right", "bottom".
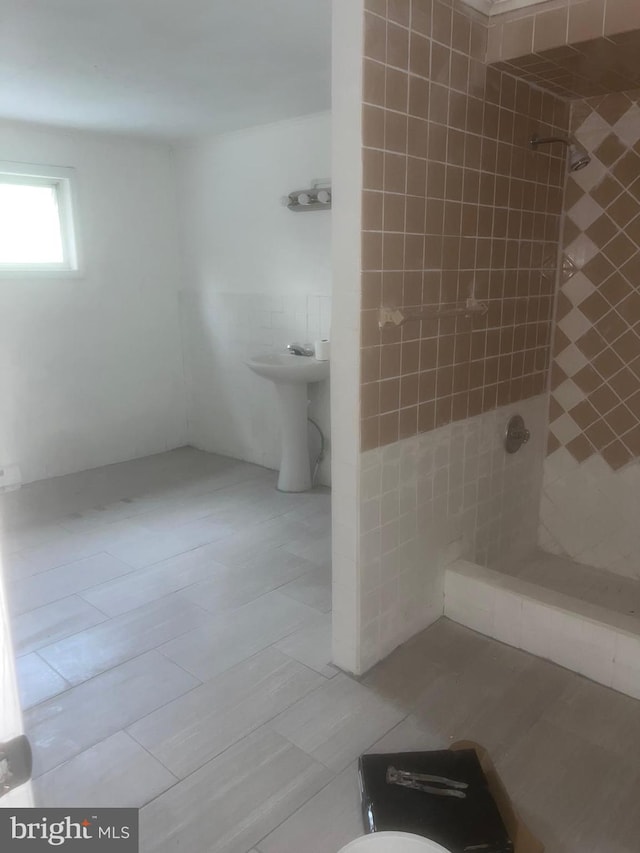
[{"left": 378, "top": 298, "right": 488, "bottom": 329}]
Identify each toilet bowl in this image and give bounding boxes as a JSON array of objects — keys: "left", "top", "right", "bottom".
[{"left": 338, "top": 832, "right": 451, "bottom": 853}]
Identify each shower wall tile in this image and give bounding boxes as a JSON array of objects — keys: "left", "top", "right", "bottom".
[
  {"left": 540, "top": 448, "right": 640, "bottom": 581},
  {"left": 540, "top": 92, "right": 640, "bottom": 579},
  {"left": 548, "top": 94, "right": 640, "bottom": 472},
  {"left": 486, "top": 0, "right": 640, "bottom": 85},
  {"left": 358, "top": 394, "right": 547, "bottom": 670},
  {"left": 360, "top": 0, "right": 569, "bottom": 452},
  {"left": 491, "top": 30, "right": 640, "bottom": 101}
]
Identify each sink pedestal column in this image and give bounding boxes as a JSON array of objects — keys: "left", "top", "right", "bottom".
[
  {"left": 274, "top": 382, "right": 311, "bottom": 492},
  {"left": 245, "top": 352, "right": 328, "bottom": 493}
]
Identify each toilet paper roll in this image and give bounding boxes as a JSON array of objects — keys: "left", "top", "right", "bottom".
[{"left": 315, "top": 339, "right": 330, "bottom": 361}]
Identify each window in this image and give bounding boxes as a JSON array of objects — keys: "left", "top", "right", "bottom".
[{"left": 0, "top": 162, "right": 79, "bottom": 273}]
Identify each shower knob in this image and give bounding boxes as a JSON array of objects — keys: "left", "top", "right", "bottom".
[{"left": 505, "top": 415, "right": 530, "bottom": 454}]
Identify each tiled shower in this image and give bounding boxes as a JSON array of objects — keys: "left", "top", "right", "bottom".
[{"left": 332, "top": 0, "right": 640, "bottom": 676}]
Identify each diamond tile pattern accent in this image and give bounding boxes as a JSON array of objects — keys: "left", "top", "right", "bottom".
[{"left": 549, "top": 94, "right": 640, "bottom": 472}]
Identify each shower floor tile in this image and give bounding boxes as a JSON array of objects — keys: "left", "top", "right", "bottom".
[{"left": 504, "top": 549, "right": 640, "bottom": 621}]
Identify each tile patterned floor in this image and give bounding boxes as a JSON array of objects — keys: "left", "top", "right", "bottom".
[{"left": 2, "top": 448, "right": 640, "bottom": 853}]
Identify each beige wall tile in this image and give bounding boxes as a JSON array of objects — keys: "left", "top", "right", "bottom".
[
  {"left": 501, "top": 17, "right": 534, "bottom": 62},
  {"left": 568, "top": 0, "right": 605, "bottom": 44},
  {"left": 360, "top": 1, "right": 568, "bottom": 452},
  {"left": 605, "top": 0, "right": 640, "bottom": 36},
  {"left": 533, "top": 8, "right": 568, "bottom": 54}
]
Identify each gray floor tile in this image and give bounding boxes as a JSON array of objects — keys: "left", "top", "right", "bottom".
[
  {"left": 257, "top": 763, "right": 362, "bottom": 853},
  {"left": 279, "top": 496, "right": 332, "bottom": 530},
  {"left": 281, "top": 531, "right": 332, "bottom": 567},
  {"left": 8, "top": 552, "right": 137, "bottom": 615},
  {"left": 279, "top": 564, "right": 332, "bottom": 612},
  {"left": 9, "top": 595, "right": 107, "bottom": 655},
  {"left": 3, "top": 533, "right": 101, "bottom": 581},
  {"left": 57, "top": 501, "right": 164, "bottom": 533},
  {"left": 26, "top": 650, "right": 199, "bottom": 776},
  {"left": 1, "top": 520, "right": 75, "bottom": 556},
  {"left": 128, "top": 647, "right": 324, "bottom": 778},
  {"left": 38, "top": 595, "right": 216, "bottom": 685},
  {"left": 16, "top": 653, "right": 70, "bottom": 709},
  {"left": 367, "top": 715, "right": 445, "bottom": 754},
  {"left": 498, "top": 718, "right": 640, "bottom": 852},
  {"left": 140, "top": 727, "right": 332, "bottom": 853},
  {"left": 274, "top": 614, "right": 337, "bottom": 678},
  {"left": 269, "top": 674, "right": 405, "bottom": 772},
  {"left": 177, "top": 552, "right": 316, "bottom": 616},
  {"left": 0, "top": 449, "right": 254, "bottom": 530},
  {"left": 237, "top": 549, "right": 319, "bottom": 580},
  {"left": 102, "top": 519, "right": 232, "bottom": 570},
  {"left": 409, "top": 639, "right": 569, "bottom": 760},
  {"left": 3, "top": 519, "right": 145, "bottom": 581},
  {"left": 362, "top": 618, "right": 494, "bottom": 710},
  {"left": 34, "top": 731, "right": 177, "bottom": 808},
  {"left": 129, "top": 495, "right": 238, "bottom": 534},
  {"left": 159, "top": 591, "right": 324, "bottom": 681},
  {"left": 201, "top": 516, "right": 317, "bottom": 569},
  {"left": 129, "top": 476, "right": 284, "bottom": 533},
  {"left": 80, "top": 545, "right": 228, "bottom": 616},
  {"left": 542, "top": 675, "right": 640, "bottom": 766},
  {"left": 12, "top": 448, "right": 640, "bottom": 853},
  {"left": 438, "top": 655, "right": 574, "bottom": 763}
]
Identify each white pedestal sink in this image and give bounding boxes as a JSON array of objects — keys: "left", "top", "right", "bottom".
[{"left": 246, "top": 353, "right": 330, "bottom": 492}]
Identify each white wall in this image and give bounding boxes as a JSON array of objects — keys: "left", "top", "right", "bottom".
[
  {"left": 330, "top": 0, "right": 364, "bottom": 674},
  {"left": 177, "top": 112, "right": 332, "bottom": 484},
  {"left": 0, "top": 120, "right": 187, "bottom": 484}
]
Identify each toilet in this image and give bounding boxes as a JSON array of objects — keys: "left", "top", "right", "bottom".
[{"left": 338, "top": 832, "right": 451, "bottom": 853}]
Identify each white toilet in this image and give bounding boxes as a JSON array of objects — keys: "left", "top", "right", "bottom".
[{"left": 338, "top": 832, "right": 451, "bottom": 853}]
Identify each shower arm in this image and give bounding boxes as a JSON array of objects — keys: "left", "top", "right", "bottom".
[
  {"left": 530, "top": 135, "right": 570, "bottom": 148},
  {"left": 530, "top": 133, "right": 591, "bottom": 172}
]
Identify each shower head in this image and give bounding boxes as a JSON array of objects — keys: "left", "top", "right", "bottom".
[
  {"left": 567, "top": 143, "right": 591, "bottom": 172},
  {"left": 530, "top": 134, "right": 591, "bottom": 172}
]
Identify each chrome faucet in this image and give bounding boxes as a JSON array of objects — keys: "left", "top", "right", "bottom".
[{"left": 286, "top": 342, "right": 314, "bottom": 356}]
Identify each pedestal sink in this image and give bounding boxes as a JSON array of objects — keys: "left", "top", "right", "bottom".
[{"left": 246, "top": 353, "right": 330, "bottom": 492}]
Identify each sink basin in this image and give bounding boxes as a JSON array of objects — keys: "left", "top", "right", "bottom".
[
  {"left": 246, "top": 353, "right": 329, "bottom": 384},
  {"left": 246, "top": 352, "right": 330, "bottom": 492}
]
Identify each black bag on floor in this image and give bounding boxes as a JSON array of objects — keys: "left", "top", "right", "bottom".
[{"left": 358, "top": 749, "right": 514, "bottom": 853}]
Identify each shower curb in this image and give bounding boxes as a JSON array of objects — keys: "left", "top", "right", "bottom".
[{"left": 444, "top": 559, "right": 640, "bottom": 701}]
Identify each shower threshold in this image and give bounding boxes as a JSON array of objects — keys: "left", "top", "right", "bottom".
[{"left": 443, "top": 555, "right": 640, "bottom": 702}]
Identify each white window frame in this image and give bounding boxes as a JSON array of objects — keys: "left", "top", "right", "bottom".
[{"left": 0, "top": 161, "right": 81, "bottom": 276}]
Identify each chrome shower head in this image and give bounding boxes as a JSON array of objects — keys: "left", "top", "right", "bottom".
[
  {"left": 530, "top": 134, "right": 591, "bottom": 172},
  {"left": 568, "top": 143, "right": 591, "bottom": 172}
]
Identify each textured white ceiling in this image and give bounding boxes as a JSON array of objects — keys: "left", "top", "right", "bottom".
[{"left": 0, "top": 0, "right": 331, "bottom": 138}]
